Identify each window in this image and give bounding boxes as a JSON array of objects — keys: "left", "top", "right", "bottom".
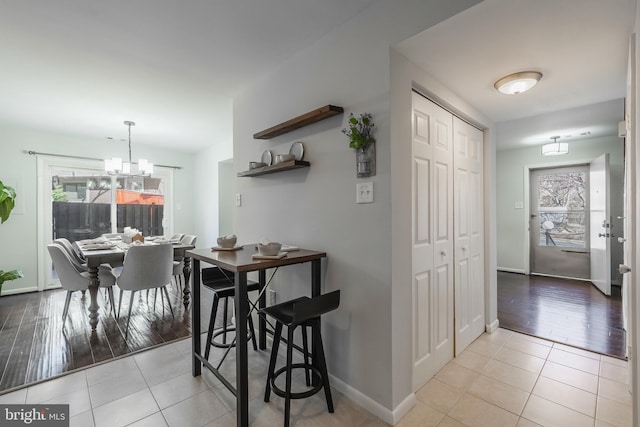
[{"left": 537, "top": 171, "right": 586, "bottom": 248}]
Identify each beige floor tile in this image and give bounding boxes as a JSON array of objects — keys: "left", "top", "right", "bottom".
[
  {"left": 468, "top": 375, "right": 529, "bottom": 415},
  {"left": 522, "top": 395, "right": 594, "bottom": 427},
  {"left": 503, "top": 336, "right": 552, "bottom": 359},
  {"left": 88, "top": 367, "right": 149, "bottom": 408},
  {"left": 552, "top": 343, "right": 601, "bottom": 360},
  {"left": 532, "top": 376, "right": 596, "bottom": 417},
  {"left": 134, "top": 344, "right": 192, "bottom": 387},
  {"left": 86, "top": 357, "right": 140, "bottom": 387},
  {"left": 452, "top": 349, "right": 491, "bottom": 373},
  {"left": 150, "top": 371, "right": 209, "bottom": 409},
  {"left": 509, "top": 332, "right": 554, "bottom": 347},
  {"left": 599, "top": 362, "right": 628, "bottom": 384},
  {"left": 357, "top": 417, "right": 391, "bottom": 427},
  {"left": 25, "top": 371, "right": 88, "bottom": 404},
  {"left": 448, "top": 393, "right": 519, "bottom": 427},
  {"left": 540, "top": 361, "right": 598, "bottom": 394},
  {"left": 547, "top": 348, "right": 600, "bottom": 375},
  {"left": 482, "top": 359, "right": 538, "bottom": 392},
  {"left": 601, "top": 355, "right": 628, "bottom": 368},
  {"left": 596, "top": 395, "right": 633, "bottom": 427},
  {"left": 415, "top": 378, "right": 464, "bottom": 414},
  {"left": 396, "top": 400, "right": 446, "bottom": 427},
  {"left": 477, "top": 328, "right": 513, "bottom": 346},
  {"left": 162, "top": 389, "right": 230, "bottom": 427},
  {"left": 594, "top": 419, "right": 618, "bottom": 427},
  {"left": 70, "top": 409, "right": 95, "bottom": 427},
  {"left": 435, "top": 363, "right": 480, "bottom": 391},
  {"left": 515, "top": 418, "right": 542, "bottom": 427},
  {"left": 467, "top": 339, "right": 502, "bottom": 358},
  {"left": 0, "top": 387, "right": 27, "bottom": 404},
  {"left": 93, "top": 389, "right": 160, "bottom": 427},
  {"left": 598, "top": 377, "right": 632, "bottom": 406},
  {"left": 127, "top": 411, "right": 169, "bottom": 427},
  {"left": 494, "top": 347, "right": 545, "bottom": 374},
  {"left": 437, "top": 416, "right": 466, "bottom": 427}
]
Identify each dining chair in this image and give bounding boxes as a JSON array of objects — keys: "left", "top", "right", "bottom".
[
  {"left": 172, "top": 235, "right": 197, "bottom": 292},
  {"left": 170, "top": 233, "right": 185, "bottom": 241},
  {"left": 47, "top": 244, "right": 118, "bottom": 322},
  {"left": 116, "top": 243, "right": 174, "bottom": 337},
  {"left": 53, "top": 238, "right": 87, "bottom": 267}
]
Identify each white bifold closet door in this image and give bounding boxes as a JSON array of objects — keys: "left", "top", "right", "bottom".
[
  {"left": 411, "top": 91, "right": 485, "bottom": 391},
  {"left": 453, "top": 117, "right": 485, "bottom": 355}
]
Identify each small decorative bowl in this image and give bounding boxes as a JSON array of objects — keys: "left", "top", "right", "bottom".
[
  {"left": 275, "top": 154, "right": 295, "bottom": 164},
  {"left": 258, "top": 242, "right": 282, "bottom": 256},
  {"left": 217, "top": 235, "right": 237, "bottom": 248},
  {"left": 249, "top": 161, "right": 266, "bottom": 169}
]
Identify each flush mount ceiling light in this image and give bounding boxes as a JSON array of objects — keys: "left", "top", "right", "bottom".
[
  {"left": 494, "top": 71, "right": 543, "bottom": 95},
  {"left": 104, "top": 121, "right": 154, "bottom": 176},
  {"left": 541, "top": 136, "right": 568, "bottom": 156}
]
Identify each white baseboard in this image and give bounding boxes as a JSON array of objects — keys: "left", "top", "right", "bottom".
[
  {"left": 497, "top": 267, "right": 526, "bottom": 274},
  {"left": 1, "top": 285, "right": 38, "bottom": 296},
  {"left": 486, "top": 319, "right": 499, "bottom": 333},
  {"left": 328, "top": 374, "right": 415, "bottom": 425}
]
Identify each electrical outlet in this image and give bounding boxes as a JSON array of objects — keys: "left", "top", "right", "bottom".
[
  {"left": 235, "top": 193, "right": 242, "bottom": 207},
  {"left": 356, "top": 182, "right": 374, "bottom": 203},
  {"left": 269, "top": 290, "right": 276, "bottom": 305}
]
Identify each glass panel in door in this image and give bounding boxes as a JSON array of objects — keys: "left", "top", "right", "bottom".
[{"left": 530, "top": 166, "right": 590, "bottom": 279}]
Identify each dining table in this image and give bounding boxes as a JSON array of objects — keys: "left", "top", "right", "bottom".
[
  {"left": 75, "top": 238, "right": 195, "bottom": 331},
  {"left": 187, "top": 244, "right": 326, "bottom": 427}
]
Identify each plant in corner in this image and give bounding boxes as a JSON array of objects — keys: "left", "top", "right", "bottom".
[
  {"left": 0, "top": 180, "right": 24, "bottom": 293},
  {"left": 341, "top": 112, "right": 376, "bottom": 177}
]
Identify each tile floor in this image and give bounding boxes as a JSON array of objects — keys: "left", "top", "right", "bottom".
[{"left": 0, "top": 328, "right": 633, "bottom": 426}]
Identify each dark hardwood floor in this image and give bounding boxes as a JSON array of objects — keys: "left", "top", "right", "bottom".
[
  {"left": 498, "top": 271, "right": 626, "bottom": 359},
  {"left": 0, "top": 280, "right": 213, "bottom": 394}
]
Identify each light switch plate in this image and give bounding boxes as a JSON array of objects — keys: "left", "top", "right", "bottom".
[
  {"left": 356, "top": 182, "right": 374, "bottom": 203},
  {"left": 235, "top": 194, "right": 242, "bottom": 207}
]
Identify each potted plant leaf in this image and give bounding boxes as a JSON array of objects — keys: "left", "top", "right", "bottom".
[{"left": 0, "top": 180, "right": 23, "bottom": 293}]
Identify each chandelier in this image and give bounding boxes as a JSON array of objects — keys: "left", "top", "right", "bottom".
[{"left": 104, "top": 121, "right": 154, "bottom": 176}]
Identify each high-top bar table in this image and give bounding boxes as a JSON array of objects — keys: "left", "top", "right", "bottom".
[{"left": 187, "top": 245, "right": 326, "bottom": 427}]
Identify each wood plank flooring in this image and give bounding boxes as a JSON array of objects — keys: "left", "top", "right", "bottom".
[
  {"left": 0, "top": 280, "right": 208, "bottom": 394},
  {"left": 498, "top": 271, "right": 626, "bottom": 359}
]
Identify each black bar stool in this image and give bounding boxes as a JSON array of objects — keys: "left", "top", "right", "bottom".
[
  {"left": 202, "top": 267, "right": 260, "bottom": 360},
  {"left": 260, "top": 290, "right": 340, "bottom": 427}
]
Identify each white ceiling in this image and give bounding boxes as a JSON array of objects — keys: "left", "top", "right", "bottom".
[
  {"left": 0, "top": 0, "right": 377, "bottom": 151},
  {"left": 0, "top": 0, "right": 636, "bottom": 152},
  {"left": 396, "top": 0, "right": 636, "bottom": 150}
]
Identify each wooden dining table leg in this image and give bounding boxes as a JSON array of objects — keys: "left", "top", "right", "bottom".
[
  {"left": 192, "top": 258, "right": 202, "bottom": 377},
  {"left": 311, "top": 259, "right": 321, "bottom": 386},
  {"left": 182, "top": 256, "right": 192, "bottom": 308},
  {"left": 87, "top": 265, "right": 100, "bottom": 331},
  {"left": 258, "top": 269, "right": 267, "bottom": 350}
]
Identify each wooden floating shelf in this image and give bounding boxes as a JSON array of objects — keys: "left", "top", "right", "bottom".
[
  {"left": 253, "top": 105, "right": 343, "bottom": 139},
  {"left": 237, "top": 160, "right": 310, "bottom": 177}
]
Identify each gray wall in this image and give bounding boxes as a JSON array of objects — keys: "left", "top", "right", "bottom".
[
  {"left": 231, "top": 0, "right": 482, "bottom": 416},
  {"left": 497, "top": 135, "right": 625, "bottom": 283}
]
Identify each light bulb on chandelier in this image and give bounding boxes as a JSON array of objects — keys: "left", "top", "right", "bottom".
[{"left": 104, "top": 121, "right": 154, "bottom": 176}]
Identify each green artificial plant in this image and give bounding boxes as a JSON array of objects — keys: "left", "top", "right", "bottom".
[
  {"left": 0, "top": 180, "right": 23, "bottom": 293},
  {"left": 341, "top": 112, "right": 375, "bottom": 150}
]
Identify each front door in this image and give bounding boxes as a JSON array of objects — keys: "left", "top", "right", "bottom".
[{"left": 529, "top": 165, "right": 590, "bottom": 279}]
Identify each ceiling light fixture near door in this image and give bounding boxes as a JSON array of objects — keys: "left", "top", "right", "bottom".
[
  {"left": 104, "top": 121, "right": 154, "bottom": 176},
  {"left": 494, "top": 71, "right": 543, "bottom": 95},
  {"left": 541, "top": 136, "right": 568, "bottom": 156}
]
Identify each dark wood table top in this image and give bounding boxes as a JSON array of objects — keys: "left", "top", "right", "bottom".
[{"left": 186, "top": 245, "right": 326, "bottom": 273}]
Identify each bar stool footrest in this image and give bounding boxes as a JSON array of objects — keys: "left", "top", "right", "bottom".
[
  {"left": 211, "top": 327, "right": 254, "bottom": 348},
  {"left": 270, "top": 363, "right": 323, "bottom": 400}
]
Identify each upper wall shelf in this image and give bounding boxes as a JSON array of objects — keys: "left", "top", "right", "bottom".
[{"left": 253, "top": 105, "right": 344, "bottom": 140}]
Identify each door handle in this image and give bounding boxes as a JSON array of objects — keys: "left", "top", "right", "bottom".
[
  {"left": 618, "top": 237, "right": 626, "bottom": 243},
  {"left": 598, "top": 233, "right": 610, "bottom": 238},
  {"left": 619, "top": 264, "right": 631, "bottom": 274},
  {"left": 530, "top": 214, "right": 537, "bottom": 219}
]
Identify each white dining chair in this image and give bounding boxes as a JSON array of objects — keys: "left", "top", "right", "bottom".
[
  {"left": 116, "top": 244, "right": 174, "bottom": 337},
  {"left": 47, "top": 243, "right": 118, "bottom": 322}
]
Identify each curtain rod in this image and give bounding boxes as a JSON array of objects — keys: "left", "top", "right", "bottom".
[{"left": 25, "top": 150, "right": 182, "bottom": 170}]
